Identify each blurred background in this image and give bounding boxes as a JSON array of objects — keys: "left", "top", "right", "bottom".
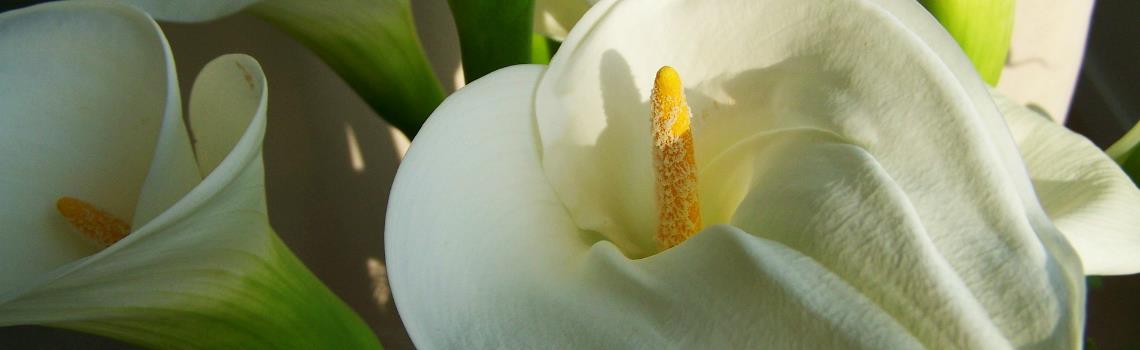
[{"left": 0, "top": 0, "right": 1136, "bottom": 348}]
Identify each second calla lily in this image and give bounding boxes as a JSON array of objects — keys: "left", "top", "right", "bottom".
[
  {"left": 0, "top": 2, "right": 378, "bottom": 348},
  {"left": 387, "top": 0, "right": 1140, "bottom": 348}
]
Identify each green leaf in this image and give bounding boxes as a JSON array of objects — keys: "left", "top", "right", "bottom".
[
  {"left": 448, "top": 0, "right": 535, "bottom": 82},
  {"left": 248, "top": 0, "right": 444, "bottom": 137},
  {"left": 920, "top": 0, "right": 1014, "bottom": 85}
]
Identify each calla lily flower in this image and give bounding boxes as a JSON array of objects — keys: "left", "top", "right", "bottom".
[
  {"left": 0, "top": 2, "right": 378, "bottom": 348},
  {"left": 387, "top": 0, "right": 1140, "bottom": 348}
]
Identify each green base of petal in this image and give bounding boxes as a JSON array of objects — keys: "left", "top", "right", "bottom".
[
  {"left": 920, "top": 0, "right": 1014, "bottom": 85},
  {"left": 249, "top": 0, "right": 444, "bottom": 138},
  {"left": 40, "top": 235, "right": 379, "bottom": 349}
]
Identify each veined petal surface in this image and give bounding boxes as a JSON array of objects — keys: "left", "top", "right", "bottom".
[
  {"left": 388, "top": 66, "right": 925, "bottom": 348},
  {"left": 720, "top": 130, "right": 1077, "bottom": 347},
  {"left": 534, "top": 0, "right": 1065, "bottom": 262},
  {"left": 390, "top": 0, "right": 1093, "bottom": 348},
  {"left": 388, "top": 70, "right": 1080, "bottom": 348}
]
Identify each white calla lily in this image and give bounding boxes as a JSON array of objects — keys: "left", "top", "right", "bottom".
[
  {"left": 388, "top": 0, "right": 1140, "bottom": 348},
  {"left": 0, "top": 2, "right": 378, "bottom": 348}
]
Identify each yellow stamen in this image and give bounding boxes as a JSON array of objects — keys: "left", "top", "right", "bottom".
[
  {"left": 651, "top": 66, "right": 701, "bottom": 249},
  {"left": 56, "top": 197, "right": 130, "bottom": 247}
]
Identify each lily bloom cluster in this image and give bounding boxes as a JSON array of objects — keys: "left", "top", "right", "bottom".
[{"left": 387, "top": 0, "right": 1140, "bottom": 348}]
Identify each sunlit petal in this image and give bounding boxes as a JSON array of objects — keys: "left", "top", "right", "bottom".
[
  {"left": 534, "top": 0, "right": 1057, "bottom": 261},
  {"left": 391, "top": 0, "right": 1092, "bottom": 347}
]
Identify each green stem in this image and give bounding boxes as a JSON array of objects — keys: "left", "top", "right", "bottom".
[
  {"left": 249, "top": 0, "right": 444, "bottom": 137},
  {"left": 1106, "top": 121, "right": 1140, "bottom": 163},
  {"left": 1104, "top": 122, "right": 1140, "bottom": 185},
  {"left": 920, "top": 0, "right": 1014, "bottom": 85},
  {"left": 447, "top": 0, "right": 535, "bottom": 82},
  {"left": 1123, "top": 146, "right": 1140, "bottom": 186},
  {"left": 531, "top": 33, "right": 551, "bottom": 65}
]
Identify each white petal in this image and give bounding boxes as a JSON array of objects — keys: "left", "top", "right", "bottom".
[
  {"left": 996, "top": 91, "right": 1140, "bottom": 275},
  {"left": 189, "top": 54, "right": 269, "bottom": 181},
  {"left": 534, "top": 0, "right": 1068, "bottom": 262},
  {"left": 714, "top": 129, "right": 1079, "bottom": 347},
  {"left": 131, "top": 17, "right": 202, "bottom": 230},
  {"left": 388, "top": 65, "right": 1079, "bottom": 348},
  {"left": 111, "top": 0, "right": 261, "bottom": 22},
  {"left": 0, "top": 1, "right": 197, "bottom": 292},
  {"left": 387, "top": 65, "right": 584, "bottom": 347},
  {"left": 0, "top": 54, "right": 377, "bottom": 348},
  {"left": 522, "top": 0, "right": 1085, "bottom": 345},
  {"left": 388, "top": 65, "right": 919, "bottom": 348}
]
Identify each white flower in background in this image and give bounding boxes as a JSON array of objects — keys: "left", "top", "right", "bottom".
[
  {"left": 0, "top": 2, "right": 377, "bottom": 348},
  {"left": 386, "top": 0, "right": 1140, "bottom": 348},
  {"left": 533, "top": 0, "right": 598, "bottom": 40}
]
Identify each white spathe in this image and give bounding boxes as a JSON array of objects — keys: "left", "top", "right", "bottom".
[
  {"left": 387, "top": 0, "right": 1140, "bottom": 348},
  {"left": 0, "top": 0, "right": 202, "bottom": 291},
  {"left": 0, "top": 0, "right": 266, "bottom": 306},
  {"left": 0, "top": 3, "right": 381, "bottom": 348}
]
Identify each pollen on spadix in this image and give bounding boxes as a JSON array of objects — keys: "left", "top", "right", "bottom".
[
  {"left": 56, "top": 196, "right": 131, "bottom": 248},
  {"left": 651, "top": 66, "right": 701, "bottom": 249}
]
